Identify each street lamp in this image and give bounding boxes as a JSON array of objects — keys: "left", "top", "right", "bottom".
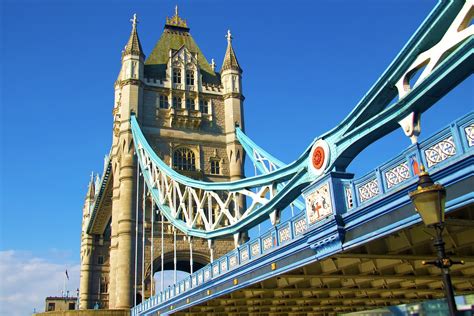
[{"left": 409, "top": 166, "right": 461, "bottom": 315}]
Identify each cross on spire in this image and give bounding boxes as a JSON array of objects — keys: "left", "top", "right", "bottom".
[
  {"left": 130, "top": 13, "right": 138, "bottom": 28},
  {"left": 226, "top": 29, "right": 233, "bottom": 44}
]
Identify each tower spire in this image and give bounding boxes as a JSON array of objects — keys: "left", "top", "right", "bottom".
[
  {"left": 221, "top": 29, "right": 241, "bottom": 73},
  {"left": 86, "top": 172, "right": 95, "bottom": 200},
  {"left": 123, "top": 13, "right": 144, "bottom": 58}
]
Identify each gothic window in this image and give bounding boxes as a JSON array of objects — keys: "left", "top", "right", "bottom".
[
  {"left": 172, "top": 96, "right": 181, "bottom": 109},
  {"left": 48, "top": 303, "right": 55, "bottom": 311},
  {"left": 98, "top": 255, "right": 104, "bottom": 265},
  {"left": 173, "top": 148, "right": 196, "bottom": 171},
  {"left": 210, "top": 159, "right": 220, "bottom": 175},
  {"left": 159, "top": 95, "right": 168, "bottom": 109},
  {"left": 199, "top": 99, "right": 209, "bottom": 113},
  {"left": 100, "top": 277, "right": 108, "bottom": 293},
  {"left": 173, "top": 68, "right": 181, "bottom": 84},
  {"left": 186, "top": 98, "right": 195, "bottom": 110},
  {"left": 186, "top": 70, "right": 195, "bottom": 85}
]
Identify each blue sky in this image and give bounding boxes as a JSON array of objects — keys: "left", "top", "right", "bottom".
[{"left": 0, "top": 0, "right": 472, "bottom": 314}]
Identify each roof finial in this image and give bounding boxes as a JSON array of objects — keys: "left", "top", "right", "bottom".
[
  {"left": 175, "top": 5, "right": 179, "bottom": 17},
  {"left": 226, "top": 29, "right": 233, "bottom": 44},
  {"left": 211, "top": 58, "right": 216, "bottom": 71},
  {"left": 130, "top": 13, "right": 138, "bottom": 29}
]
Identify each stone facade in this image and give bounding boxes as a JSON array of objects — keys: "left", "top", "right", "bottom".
[
  {"left": 44, "top": 297, "right": 78, "bottom": 312},
  {"left": 79, "top": 9, "right": 244, "bottom": 310}
]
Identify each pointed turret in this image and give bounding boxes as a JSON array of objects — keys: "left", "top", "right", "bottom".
[
  {"left": 86, "top": 173, "right": 95, "bottom": 201},
  {"left": 118, "top": 13, "right": 145, "bottom": 82},
  {"left": 220, "top": 29, "right": 244, "bottom": 182},
  {"left": 123, "top": 14, "right": 144, "bottom": 59},
  {"left": 221, "top": 30, "right": 242, "bottom": 73}
]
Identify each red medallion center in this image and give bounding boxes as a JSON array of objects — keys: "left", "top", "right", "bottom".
[{"left": 312, "top": 146, "right": 325, "bottom": 170}]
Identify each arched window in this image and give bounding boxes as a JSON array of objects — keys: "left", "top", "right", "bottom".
[
  {"left": 159, "top": 95, "right": 168, "bottom": 109},
  {"left": 186, "top": 98, "right": 195, "bottom": 110},
  {"left": 186, "top": 70, "right": 194, "bottom": 85},
  {"left": 199, "top": 99, "right": 209, "bottom": 113},
  {"left": 173, "top": 148, "right": 196, "bottom": 171},
  {"left": 172, "top": 96, "right": 181, "bottom": 109},
  {"left": 210, "top": 159, "right": 220, "bottom": 175},
  {"left": 173, "top": 68, "right": 181, "bottom": 84}
]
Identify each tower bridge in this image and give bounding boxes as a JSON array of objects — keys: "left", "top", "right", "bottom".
[{"left": 75, "top": 1, "right": 474, "bottom": 315}]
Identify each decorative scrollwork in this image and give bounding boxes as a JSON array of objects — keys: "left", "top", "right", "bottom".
[
  {"left": 294, "top": 218, "right": 307, "bottom": 236},
  {"left": 465, "top": 124, "right": 474, "bottom": 147},
  {"left": 358, "top": 178, "right": 380, "bottom": 203},
  {"left": 424, "top": 136, "right": 456, "bottom": 167},
  {"left": 385, "top": 162, "right": 411, "bottom": 189}
]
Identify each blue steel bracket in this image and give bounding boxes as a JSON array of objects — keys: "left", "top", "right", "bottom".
[
  {"left": 302, "top": 172, "right": 353, "bottom": 259},
  {"left": 306, "top": 214, "right": 345, "bottom": 260}
]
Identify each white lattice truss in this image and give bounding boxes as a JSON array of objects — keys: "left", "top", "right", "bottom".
[
  {"left": 137, "top": 145, "right": 282, "bottom": 233},
  {"left": 253, "top": 150, "right": 277, "bottom": 174}
]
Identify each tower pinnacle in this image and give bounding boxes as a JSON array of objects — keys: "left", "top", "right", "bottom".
[
  {"left": 123, "top": 13, "right": 144, "bottom": 58},
  {"left": 165, "top": 5, "right": 188, "bottom": 30},
  {"left": 221, "top": 29, "right": 241, "bottom": 73}
]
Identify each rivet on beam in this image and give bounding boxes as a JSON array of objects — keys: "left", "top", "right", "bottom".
[
  {"left": 271, "top": 263, "right": 277, "bottom": 270},
  {"left": 186, "top": 298, "right": 190, "bottom": 304},
  {"left": 207, "top": 290, "right": 212, "bottom": 295},
  {"left": 233, "top": 278, "right": 238, "bottom": 285},
  {"left": 170, "top": 305, "right": 173, "bottom": 310}
]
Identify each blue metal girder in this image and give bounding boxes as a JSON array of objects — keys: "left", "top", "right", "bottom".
[{"left": 130, "top": 0, "right": 473, "bottom": 239}]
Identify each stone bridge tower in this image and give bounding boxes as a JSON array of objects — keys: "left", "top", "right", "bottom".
[{"left": 79, "top": 8, "right": 244, "bottom": 310}]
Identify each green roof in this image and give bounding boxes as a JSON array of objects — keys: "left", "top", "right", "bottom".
[{"left": 144, "top": 26, "right": 220, "bottom": 85}]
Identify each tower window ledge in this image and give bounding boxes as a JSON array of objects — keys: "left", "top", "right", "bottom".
[{"left": 172, "top": 83, "right": 183, "bottom": 90}]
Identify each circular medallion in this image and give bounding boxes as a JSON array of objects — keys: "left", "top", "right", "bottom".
[
  {"left": 308, "top": 139, "right": 330, "bottom": 177},
  {"left": 312, "top": 146, "right": 325, "bottom": 169}
]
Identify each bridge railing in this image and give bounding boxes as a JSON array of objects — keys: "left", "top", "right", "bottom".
[
  {"left": 132, "top": 111, "right": 473, "bottom": 316},
  {"left": 344, "top": 111, "right": 473, "bottom": 212}
]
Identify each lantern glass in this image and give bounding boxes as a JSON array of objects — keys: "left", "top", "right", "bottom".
[{"left": 410, "top": 184, "right": 446, "bottom": 227}]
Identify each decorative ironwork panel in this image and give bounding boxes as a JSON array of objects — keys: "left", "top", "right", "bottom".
[
  {"left": 212, "top": 264, "right": 219, "bottom": 277},
  {"left": 220, "top": 259, "right": 227, "bottom": 272},
  {"left": 180, "top": 282, "right": 185, "bottom": 293},
  {"left": 358, "top": 178, "right": 380, "bottom": 203},
  {"left": 198, "top": 272, "right": 203, "bottom": 285},
  {"left": 465, "top": 124, "right": 474, "bottom": 147},
  {"left": 345, "top": 185, "right": 353, "bottom": 209},
  {"left": 424, "top": 136, "right": 456, "bottom": 167},
  {"left": 278, "top": 226, "right": 291, "bottom": 244},
  {"left": 294, "top": 217, "right": 307, "bottom": 236},
  {"left": 192, "top": 275, "right": 197, "bottom": 287},
  {"left": 385, "top": 162, "right": 411, "bottom": 189},
  {"left": 204, "top": 269, "right": 210, "bottom": 281},
  {"left": 262, "top": 235, "right": 273, "bottom": 251},
  {"left": 185, "top": 279, "right": 190, "bottom": 290},
  {"left": 251, "top": 242, "right": 261, "bottom": 257},
  {"left": 305, "top": 182, "right": 334, "bottom": 225},
  {"left": 240, "top": 247, "right": 249, "bottom": 262},
  {"left": 229, "top": 254, "right": 238, "bottom": 269}
]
